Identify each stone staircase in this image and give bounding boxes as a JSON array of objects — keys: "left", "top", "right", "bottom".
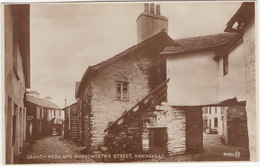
[
  {"left": 103, "top": 79, "right": 169, "bottom": 154},
  {"left": 70, "top": 114, "right": 79, "bottom": 140}
]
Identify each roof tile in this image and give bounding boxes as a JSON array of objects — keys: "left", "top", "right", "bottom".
[
  {"left": 26, "top": 95, "right": 61, "bottom": 109},
  {"left": 161, "top": 32, "right": 237, "bottom": 55}
]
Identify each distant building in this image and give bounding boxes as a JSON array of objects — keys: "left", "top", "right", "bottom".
[
  {"left": 25, "top": 91, "right": 64, "bottom": 138},
  {"left": 4, "top": 4, "right": 30, "bottom": 164},
  {"left": 203, "top": 106, "right": 224, "bottom": 134},
  {"left": 63, "top": 102, "right": 80, "bottom": 142}
]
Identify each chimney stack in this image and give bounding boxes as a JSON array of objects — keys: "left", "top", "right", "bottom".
[
  {"left": 136, "top": 3, "right": 168, "bottom": 43},
  {"left": 144, "top": 3, "right": 149, "bottom": 12},
  {"left": 26, "top": 90, "right": 39, "bottom": 98},
  {"left": 156, "top": 5, "right": 161, "bottom": 15},
  {"left": 150, "top": 3, "right": 155, "bottom": 14},
  {"left": 45, "top": 96, "right": 52, "bottom": 101}
]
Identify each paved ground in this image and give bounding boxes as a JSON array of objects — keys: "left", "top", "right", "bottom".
[
  {"left": 22, "top": 136, "right": 95, "bottom": 164},
  {"left": 141, "top": 133, "right": 249, "bottom": 162},
  {"left": 22, "top": 133, "right": 249, "bottom": 164},
  {"left": 201, "top": 133, "right": 249, "bottom": 161}
]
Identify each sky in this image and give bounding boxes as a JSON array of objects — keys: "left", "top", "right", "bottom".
[{"left": 29, "top": 1, "right": 242, "bottom": 108}]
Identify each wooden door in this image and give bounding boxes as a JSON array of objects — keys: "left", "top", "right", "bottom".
[{"left": 149, "top": 127, "right": 167, "bottom": 154}]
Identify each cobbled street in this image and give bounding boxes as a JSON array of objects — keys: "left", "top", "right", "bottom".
[
  {"left": 23, "top": 136, "right": 95, "bottom": 164},
  {"left": 22, "top": 133, "right": 249, "bottom": 164}
]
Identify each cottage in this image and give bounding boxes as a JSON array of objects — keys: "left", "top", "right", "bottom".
[
  {"left": 25, "top": 91, "right": 64, "bottom": 138},
  {"left": 76, "top": 2, "right": 256, "bottom": 159},
  {"left": 161, "top": 2, "right": 255, "bottom": 160},
  {"left": 4, "top": 4, "right": 30, "bottom": 164},
  {"left": 76, "top": 3, "right": 176, "bottom": 154}
]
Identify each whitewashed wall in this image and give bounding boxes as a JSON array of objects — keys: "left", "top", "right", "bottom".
[
  {"left": 218, "top": 42, "right": 246, "bottom": 102},
  {"left": 166, "top": 51, "right": 219, "bottom": 106},
  {"left": 142, "top": 106, "right": 186, "bottom": 155}
]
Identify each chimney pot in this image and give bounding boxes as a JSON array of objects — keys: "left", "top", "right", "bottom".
[
  {"left": 144, "top": 3, "right": 149, "bottom": 12},
  {"left": 150, "top": 3, "right": 155, "bottom": 14},
  {"left": 156, "top": 5, "right": 161, "bottom": 15}
]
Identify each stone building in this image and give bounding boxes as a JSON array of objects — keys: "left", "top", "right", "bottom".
[
  {"left": 76, "top": 3, "right": 178, "bottom": 154},
  {"left": 203, "top": 106, "right": 224, "bottom": 134},
  {"left": 161, "top": 2, "right": 255, "bottom": 160},
  {"left": 76, "top": 2, "right": 256, "bottom": 159},
  {"left": 63, "top": 102, "right": 81, "bottom": 142},
  {"left": 4, "top": 4, "right": 30, "bottom": 164},
  {"left": 224, "top": 2, "right": 256, "bottom": 160},
  {"left": 25, "top": 91, "right": 64, "bottom": 138}
]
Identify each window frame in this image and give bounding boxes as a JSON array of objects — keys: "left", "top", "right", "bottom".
[
  {"left": 223, "top": 54, "right": 229, "bottom": 76},
  {"left": 39, "top": 107, "right": 43, "bottom": 119},
  {"left": 115, "top": 81, "right": 130, "bottom": 102},
  {"left": 214, "top": 117, "right": 218, "bottom": 128}
]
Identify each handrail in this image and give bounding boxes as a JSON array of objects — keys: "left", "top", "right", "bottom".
[{"left": 104, "top": 78, "right": 170, "bottom": 132}]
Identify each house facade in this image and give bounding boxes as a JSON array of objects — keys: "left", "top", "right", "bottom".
[
  {"left": 76, "top": 3, "right": 179, "bottom": 154},
  {"left": 161, "top": 2, "right": 255, "bottom": 160},
  {"left": 4, "top": 4, "right": 30, "bottom": 164},
  {"left": 25, "top": 91, "right": 64, "bottom": 138},
  {"left": 75, "top": 2, "right": 256, "bottom": 160},
  {"left": 203, "top": 106, "right": 224, "bottom": 134}
]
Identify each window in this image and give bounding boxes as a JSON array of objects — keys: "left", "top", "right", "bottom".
[
  {"left": 205, "top": 107, "right": 208, "bottom": 114},
  {"left": 209, "top": 119, "right": 211, "bottom": 129},
  {"left": 116, "top": 82, "right": 129, "bottom": 101},
  {"left": 223, "top": 54, "right": 229, "bottom": 76},
  {"left": 39, "top": 108, "right": 43, "bottom": 119},
  {"left": 209, "top": 107, "right": 211, "bottom": 114},
  {"left": 214, "top": 118, "right": 218, "bottom": 128},
  {"left": 215, "top": 107, "right": 217, "bottom": 114}
]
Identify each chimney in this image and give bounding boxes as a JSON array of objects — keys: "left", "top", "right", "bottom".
[
  {"left": 156, "top": 5, "right": 161, "bottom": 15},
  {"left": 45, "top": 96, "right": 52, "bottom": 101},
  {"left": 144, "top": 3, "right": 149, "bottom": 12},
  {"left": 150, "top": 3, "right": 155, "bottom": 14},
  {"left": 26, "top": 91, "right": 39, "bottom": 98},
  {"left": 136, "top": 3, "right": 168, "bottom": 43}
]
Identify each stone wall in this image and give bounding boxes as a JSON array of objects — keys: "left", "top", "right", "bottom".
[
  {"left": 87, "top": 37, "right": 169, "bottom": 149},
  {"left": 81, "top": 85, "right": 92, "bottom": 150},
  {"left": 185, "top": 106, "right": 203, "bottom": 153},
  {"left": 104, "top": 117, "right": 142, "bottom": 154},
  {"left": 225, "top": 106, "right": 249, "bottom": 148},
  {"left": 243, "top": 18, "right": 257, "bottom": 161},
  {"left": 142, "top": 105, "right": 186, "bottom": 155}
]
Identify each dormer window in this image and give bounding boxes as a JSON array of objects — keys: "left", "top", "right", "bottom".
[
  {"left": 116, "top": 81, "right": 129, "bottom": 101},
  {"left": 223, "top": 54, "right": 229, "bottom": 76}
]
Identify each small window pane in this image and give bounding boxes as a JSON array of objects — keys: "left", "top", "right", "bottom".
[{"left": 116, "top": 82, "right": 129, "bottom": 101}]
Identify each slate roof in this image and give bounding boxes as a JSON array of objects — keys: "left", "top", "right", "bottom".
[
  {"left": 160, "top": 32, "right": 237, "bottom": 55},
  {"left": 26, "top": 95, "right": 61, "bottom": 109},
  {"left": 76, "top": 30, "right": 176, "bottom": 98}
]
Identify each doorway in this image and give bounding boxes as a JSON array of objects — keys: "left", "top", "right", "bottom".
[{"left": 149, "top": 127, "right": 167, "bottom": 154}]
